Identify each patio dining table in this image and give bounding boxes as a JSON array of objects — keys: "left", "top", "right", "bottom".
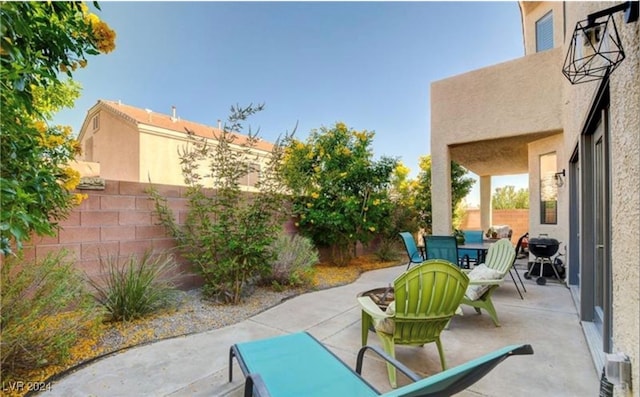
[{"left": 457, "top": 241, "right": 495, "bottom": 265}]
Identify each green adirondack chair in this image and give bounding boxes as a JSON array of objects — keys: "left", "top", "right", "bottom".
[
  {"left": 461, "top": 238, "right": 517, "bottom": 327},
  {"left": 357, "top": 260, "right": 470, "bottom": 388}
]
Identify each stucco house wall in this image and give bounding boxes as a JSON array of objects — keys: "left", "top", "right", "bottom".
[
  {"left": 81, "top": 106, "right": 140, "bottom": 182},
  {"left": 527, "top": 133, "right": 567, "bottom": 246},
  {"left": 608, "top": 17, "right": 640, "bottom": 394},
  {"left": 78, "top": 100, "right": 273, "bottom": 189},
  {"left": 561, "top": 2, "right": 640, "bottom": 394},
  {"left": 430, "top": 2, "right": 639, "bottom": 394}
]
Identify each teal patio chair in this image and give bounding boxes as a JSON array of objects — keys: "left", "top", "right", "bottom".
[
  {"left": 399, "top": 232, "right": 424, "bottom": 270},
  {"left": 461, "top": 239, "right": 517, "bottom": 326},
  {"left": 229, "top": 331, "right": 534, "bottom": 396},
  {"left": 459, "top": 230, "right": 484, "bottom": 268},
  {"left": 357, "top": 260, "right": 469, "bottom": 387},
  {"left": 424, "top": 235, "right": 460, "bottom": 267}
]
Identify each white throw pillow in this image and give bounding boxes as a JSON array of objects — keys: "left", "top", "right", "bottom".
[
  {"left": 465, "top": 264, "right": 503, "bottom": 301},
  {"left": 373, "top": 301, "right": 396, "bottom": 334}
]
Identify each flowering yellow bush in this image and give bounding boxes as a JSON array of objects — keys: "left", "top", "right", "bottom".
[
  {"left": 1, "top": 2, "right": 116, "bottom": 254},
  {"left": 88, "top": 17, "right": 116, "bottom": 54},
  {"left": 280, "top": 122, "right": 397, "bottom": 265}
]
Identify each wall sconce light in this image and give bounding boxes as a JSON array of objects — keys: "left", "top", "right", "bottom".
[
  {"left": 562, "top": 1, "right": 639, "bottom": 84},
  {"left": 554, "top": 169, "right": 566, "bottom": 188}
]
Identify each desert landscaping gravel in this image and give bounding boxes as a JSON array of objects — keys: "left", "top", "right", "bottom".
[{"left": 96, "top": 286, "right": 305, "bottom": 354}]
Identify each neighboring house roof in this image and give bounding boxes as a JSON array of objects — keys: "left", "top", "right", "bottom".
[{"left": 96, "top": 100, "right": 275, "bottom": 152}]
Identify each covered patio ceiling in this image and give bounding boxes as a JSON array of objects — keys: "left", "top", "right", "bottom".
[{"left": 449, "top": 131, "right": 561, "bottom": 177}]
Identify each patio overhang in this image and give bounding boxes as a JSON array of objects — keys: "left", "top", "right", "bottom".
[
  {"left": 430, "top": 48, "right": 564, "bottom": 235},
  {"left": 449, "top": 130, "right": 561, "bottom": 177}
]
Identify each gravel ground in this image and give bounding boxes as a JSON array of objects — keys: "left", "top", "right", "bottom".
[{"left": 96, "top": 286, "right": 305, "bottom": 354}]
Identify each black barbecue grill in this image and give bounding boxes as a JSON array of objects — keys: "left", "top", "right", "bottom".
[{"left": 525, "top": 236, "right": 563, "bottom": 285}]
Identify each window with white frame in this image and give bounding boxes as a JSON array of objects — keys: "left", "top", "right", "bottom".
[
  {"left": 536, "top": 11, "right": 554, "bottom": 52},
  {"left": 540, "top": 152, "right": 558, "bottom": 224}
]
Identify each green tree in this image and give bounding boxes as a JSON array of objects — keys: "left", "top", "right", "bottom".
[
  {"left": 280, "top": 122, "right": 397, "bottom": 265},
  {"left": 413, "top": 155, "right": 475, "bottom": 233},
  {"left": 0, "top": 1, "right": 116, "bottom": 254},
  {"left": 150, "top": 104, "right": 290, "bottom": 304},
  {"left": 492, "top": 185, "right": 529, "bottom": 209},
  {"left": 374, "top": 162, "right": 419, "bottom": 261}
]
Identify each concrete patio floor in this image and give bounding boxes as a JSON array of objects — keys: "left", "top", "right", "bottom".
[{"left": 43, "top": 260, "right": 600, "bottom": 396}]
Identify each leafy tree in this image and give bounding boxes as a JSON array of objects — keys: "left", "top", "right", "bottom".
[
  {"left": 150, "top": 104, "right": 290, "bottom": 304},
  {"left": 492, "top": 185, "right": 529, "bottom": 209},
  {"left": 413, "top": 155, "right": 475, "bottom": 233},
  {"left": 375, "top": 162, "right": 419, "bottom": 261},
  {"left": 280, "top": 122, "right": 397, "bottom": 265},
  {"left": 0, "top": 2, "right": 116, "bottom": 254}
]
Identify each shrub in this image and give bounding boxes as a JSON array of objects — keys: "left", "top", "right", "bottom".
[
  {"left": 86, "top": 251, "right": 179, "bottom": 322},
  {"left": 265, "top": 233, "right": 318, "bottom": 288},
  {"left": 374, "top": 237, "right": 401, "bottom": 262},
  {"left": 149, "top": 104, "right": 291, "bottom": 304},
  {"left": 280, "top": 122, "right": 397, "bottom": 265},
  {"left": 0, "top": 251, "right": 100, "bottom": 378}
]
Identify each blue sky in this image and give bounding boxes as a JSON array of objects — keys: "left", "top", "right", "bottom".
[{"left": 53, "top": 1, "right": 528, "bottom": 205}]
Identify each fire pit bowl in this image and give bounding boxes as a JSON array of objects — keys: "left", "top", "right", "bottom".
[
  {"left": 357, "top": 287, "right": 395, "bottom": 331},
  {"left": 357, "top": 287, "right": 395, "bottom": 311}
]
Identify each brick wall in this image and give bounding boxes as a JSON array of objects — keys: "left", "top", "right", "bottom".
[
  {"left": 459, "top": 209, "right": 529, "bottom": 243},
  {"left": 21, "top": 180, "right": 202, "bottom": 288}
]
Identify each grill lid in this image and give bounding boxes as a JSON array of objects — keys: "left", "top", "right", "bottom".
[{"left": 529, "top": 237, "right": 560, "bottom": 246}]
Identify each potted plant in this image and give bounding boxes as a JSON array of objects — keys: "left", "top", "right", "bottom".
[{"left": 453, "top": 229, "right": 465, "bottom": 245}]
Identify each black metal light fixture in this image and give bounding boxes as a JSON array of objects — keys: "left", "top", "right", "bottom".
[
  {"left": 562, "top": 1, "right": 639, "bottom": 84},
  {"left": 554, "top": 169, "right": 566, "bottom": 188}
]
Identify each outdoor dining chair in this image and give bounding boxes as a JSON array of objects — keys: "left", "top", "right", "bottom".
[
  {"left": 424, "top": 235, "right": 460, "bottom": 267},
  {"left": 398, "top": 232, "right": 424, "bottom": 270},
  {"left": 229, "top": 331, "right": 533, "bottom": 396},
  {"left": 459, "top": 230, "right": 484, "bottom": 268}
]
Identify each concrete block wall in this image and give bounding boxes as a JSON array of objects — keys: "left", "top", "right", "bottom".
[
  {"left": 459, "top": 209, "right": 529, "bottom": 243},
  {"left": 21, "top": 180, "right": 201, "bottom": 288}
]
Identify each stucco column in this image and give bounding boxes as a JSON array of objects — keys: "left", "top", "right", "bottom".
[
  {"left": 431, "top": 145, "right": 452, "bottom": 235},
  {"left": 480, "top": 175, "right": 492, "bottom": 232}
]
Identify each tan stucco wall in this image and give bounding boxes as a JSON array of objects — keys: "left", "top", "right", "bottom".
[
  {"left": 83, "top": 109, "right": 140, "bottom": 182},
  {"left": 609, "top": 15, "right": 640, "bottom": 396},
  {"left": 138, "top": 125, "right": 271, "bottom": 188},
  {"left": 69, "top": 160, "right": 100, "bottom": 178},
  {"left": 430, "top": 46, "right": 565, "bottom": 235},
  {"left": 431, "top": 47, "right": 564, "bottom": 146},
  {"left": 433, "top": 3, "right": 639, "bottom": 392},
  {"left": 564, "top": 2, "right": 640, "bottom": 396},
  {"left": 527, "top": 133, "right": 568, "bottom": 251},
  {"left": 608, "top": 7, "right": 638, "bottom": 397},
  {"left": 560, "top": 3, "right": 640, "bottom": 395},
  {"left": 139, "top": 126, "right": 200, "bottom": 186}
]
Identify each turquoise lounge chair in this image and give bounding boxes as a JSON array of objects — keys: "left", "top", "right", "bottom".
[{"left": 229, "top": 331, "right": 533, "bottom": 397}]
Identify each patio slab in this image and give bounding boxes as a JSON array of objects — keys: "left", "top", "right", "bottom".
[{"left": 42, "top": 262, "right": 599, "bottom": 396}]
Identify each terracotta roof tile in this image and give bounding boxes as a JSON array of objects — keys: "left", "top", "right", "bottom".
[{"left": 99, "top": 100, "right": 274, "bottom": 152}]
